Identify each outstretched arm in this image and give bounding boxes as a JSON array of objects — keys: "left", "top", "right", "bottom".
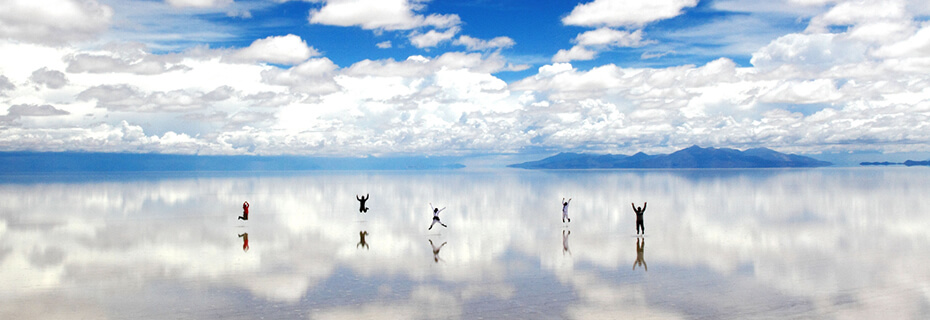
[
  {"left": 430, "top": 202, "right": 435, "bottom": 210},
  {"left": 568, "top": 198, "right": 572, "bottom": 204},
  {"left": 357, "top": 195, "right": 361, "bottom": 201},
  {"left": 366, "top": 193, "right": 369, "bottom": 200},
  {"left": 632, "top": 203, "right": 636, "bottom": 211},
  {"left": 437, "top": 207, "right": 446, "bottom": 213},
  {"left": 643, "top": 202, "right": 647, "bottom": 211}
]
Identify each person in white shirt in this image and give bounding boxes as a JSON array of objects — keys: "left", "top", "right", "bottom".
[
  {"left": 428, "top": 203, "right": 447, "bottom": 230},
  {"left": 562, "top": 198, "right": 572, "bottom": 223}
]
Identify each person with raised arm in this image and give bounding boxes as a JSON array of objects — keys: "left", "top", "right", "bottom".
[
  {"left": 632, "top": 202, "right": 647, "bottom": 235},
  {"left": 238, "top": 201, "right": 250, "bottom": 221},
  {"left": 428, "top": 203, "right": 447, "bottom": 230},
  {"left": 357, "top": 194, "right": 370, "bottom": 213},
  {"left": 562, "top": 198, "right": 572, "bottom": 223}
]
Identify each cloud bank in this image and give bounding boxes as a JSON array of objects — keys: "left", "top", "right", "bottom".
[{"left": 0, "top": 0, "right": 929, "bottom": 156}]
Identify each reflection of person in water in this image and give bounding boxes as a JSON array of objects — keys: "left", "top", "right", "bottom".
[
  {"left": 429, "top": 239, "right": 447, "bottom": 263},
  {"left": 357, "top": 231, "right": 369, "bottom": 249},
  {"left": 428, "top": 203, "right": 447, "bottom": 230},
  {"left": 238, "top": 233, "right": 249, "bottom": 252},
  {"left": 633, "top": 238, "right": 646, "bottom": 271},
  {"left": 562, "top": 198, "right": 572, "bottom": 223},
  {"left": 632, "top": 202, "right": 646, "bottom": 234},
  {"left": 238, "top": 201, "right": 250, "bottom": 220},
  {"left": 357, "top": 194, "right": 369, "bottom": 213},
  {"left": 562, "top": 230, "right": 571, "bottom": 256}
]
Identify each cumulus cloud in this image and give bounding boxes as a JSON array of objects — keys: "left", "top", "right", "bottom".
[
  {"left": 562, "top": 0, "right": 698, "bottom": 27},
  {"left": 0, "top": 75, "right": 14, "bottom": 95},
  {"left": 0, "top": 0, "right": 113, "bottom": 44},
  {"left": 1, "top": 104, "right": 70, "bottom": 124},
  {"left": 376, "top": 40, "right": 393, "bottom": 49},
  {"left": 28, "top": 68, "right": 68, "bottom": 89},
  {"left": 260, "top": 57, "right": 341, "bottom": 95},
  {"left": 77, "top": 85, "right": 234, "bottom": 113},
  {"left": 806, "top": 0, "right": 906, "bottom": 33},
  {"left": 552, "top": 46, "right": 598, "bottom": 62},
  {"left": 165, "top": 0, "right": 233, "bottom": 8},
  {"left": 553, "top": 28, "right": 652, "bottom": 62},
  {"left": 66, "top": 42, "right": 190, "bottom": 75},
  {"left": 408, "top": 27, "right": 459, "bottom": 48},
  {"left": 308, "top": 0, "right": 460, "bottom": 31},
  {"left": 453, "top": 35, "right": 515, "bottom": 51},
  {"left": 750, "top": 33, "right": 868, "bottom": 72},
  {"left": 226, "top": 34, "right": 320, "bottom": 65}
]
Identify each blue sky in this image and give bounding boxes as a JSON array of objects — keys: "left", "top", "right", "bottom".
[{"left": 1, "top": 0, "right": 929, "bottom": 158}]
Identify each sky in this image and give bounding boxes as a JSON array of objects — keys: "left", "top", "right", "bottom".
[{"left": 1, "top": 0, "right": 930, "bottom": 158}]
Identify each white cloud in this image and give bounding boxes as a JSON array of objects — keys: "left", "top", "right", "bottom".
[
  {"left": 308, "top": 0, "right": 460, "bottom": 31},
  {"left": 552, "top": 46, "right": 598, "bottom": 62},
  {"left": 750, "top": 33, "right": 867, "bottom": 72},
  {"left": 553, "top": 28, "right": 653, "bottom": 62},
  {"left": 226, "top": 34, "right": 320, "bottom": 65},
  {"left": 76, "top": 84, "right": 234, "bottom": 113},
  {"left": 562, "top": 0, "right": 698, "bottom": 27},
  {"left": 873, "top": 25, "right": 930, "bottom": 58},
  {"left": 0, "top": 0, "right": 113, "bottom": 44},
  {"left": 0, "top": 75, "right": 14, "bottom": 95},
  {"left": 408, "top": 27, "right": 459, "bottom": 48},
  {"left": 165, "top": 0, "right": 233, "bottom": 8},
  {"left": 376, "top": 40, "right": 393, "bottom": 49},
  {"left": 0, "top": 104, "right": 70, "bottom": 125},
  {"left": 806, "top": 0, "right": 906, "bottom": 33},
  {"left": 29, "top": 68, "right": 68, "bottom": 89},
  {"left": 260, "top": 57, "right": 341, "bottom": 95},
  {"left": 453, "top": 35, "right": 515, "bottom": 51},
  {"left": 66, "top": 43, "right": 191, "bottom": 75},
  {"left": 575, "top": 28, "right": 649, "bottom": 47}
]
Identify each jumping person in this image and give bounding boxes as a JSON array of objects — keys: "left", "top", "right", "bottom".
[
  {"left": 562, "top": 198, "right": 572, "bottom": 223},
  {"left": 428, "top": 203, "right": 447, "bottom": 230},
  {"left": 238, "top": 201, "right": 250, "bottom": 220},
  {"left": 357, "top": 194, "right": 370, "bottom": 213},
  {"left": 632, "top": 202, "right": 647, "bottom": 235}
]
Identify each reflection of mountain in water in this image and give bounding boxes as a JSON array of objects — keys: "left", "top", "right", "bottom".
[{"left": 510, "top": 145, "right": 832, "bottom": 169}]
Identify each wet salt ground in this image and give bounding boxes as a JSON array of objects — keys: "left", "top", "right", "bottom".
[{"left": 1, "top": 168, "right": 929, "bottom": 319}]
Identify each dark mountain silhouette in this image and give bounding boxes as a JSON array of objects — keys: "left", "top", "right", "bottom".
[
  {"left": 903, "top": 160, "right": 930, "bottom": 166},
  {"left": 509, "top": 145, "right": 832, "bottom": 169}
]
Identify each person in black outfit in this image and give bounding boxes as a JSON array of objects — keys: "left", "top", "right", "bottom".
[
  {"left": 357, "top": 194, "right": 369, "bottom": 213},
  {"left": 632, "top": 202, "right": 646, "bottom": 235}
]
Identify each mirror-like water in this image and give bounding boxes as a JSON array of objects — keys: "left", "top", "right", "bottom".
[{"left": 1, "top": 168, "right": 929, "bottom": 319}]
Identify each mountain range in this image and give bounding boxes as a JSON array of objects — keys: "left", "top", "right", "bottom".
[{"left": 509, "top": 145, "right": 832, "bottom": 169}]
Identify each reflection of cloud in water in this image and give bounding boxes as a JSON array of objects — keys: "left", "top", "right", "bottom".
[{"left": 0, "top": 169, "right": 928, "bottom": 318}]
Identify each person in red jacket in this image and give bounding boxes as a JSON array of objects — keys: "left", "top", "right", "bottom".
[{"left": 239, "top": 201, "right": 250, "bottom": 220}]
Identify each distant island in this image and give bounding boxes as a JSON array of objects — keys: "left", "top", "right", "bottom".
[
  {"left": 509, "top": 145, "right": 832, "bottom": 169},
  {"left": 861, "top": 160, "right": 930, "bottom": 166}
]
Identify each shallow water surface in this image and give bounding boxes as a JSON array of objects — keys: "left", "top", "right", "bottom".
[{"left": 1, "top": 168, "right": 929, "bottom": 319}]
